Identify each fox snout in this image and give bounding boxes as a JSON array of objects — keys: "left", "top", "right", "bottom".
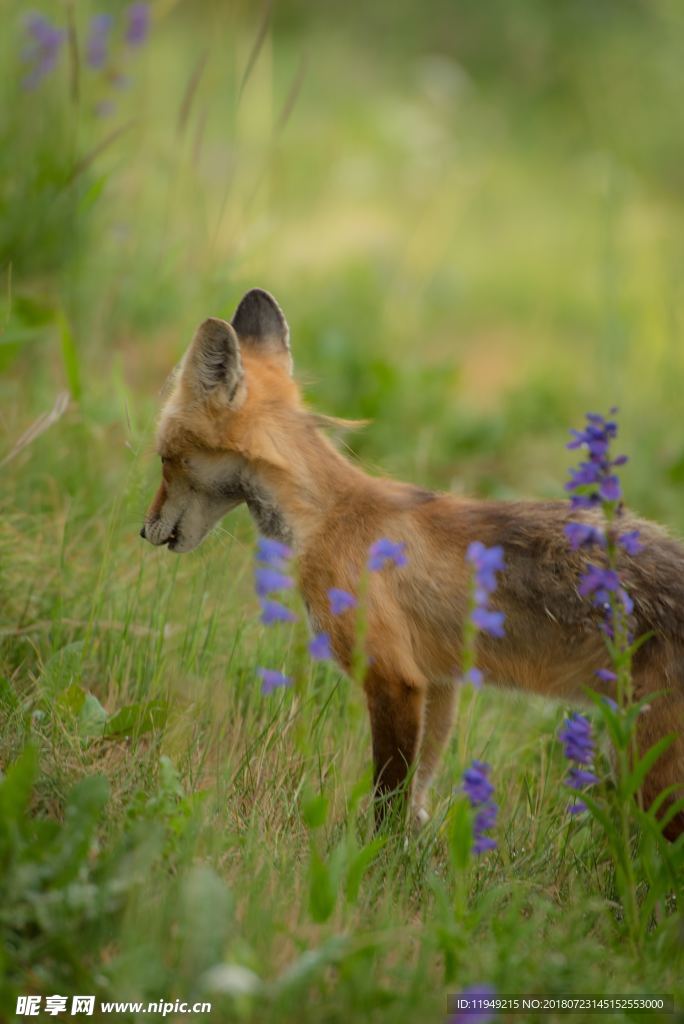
[
  {"left": 139, "top": 519, "right": 180, "bottom": 548},
  {"left": 140, "top": 481, "right": 176, "bottom": 546}
]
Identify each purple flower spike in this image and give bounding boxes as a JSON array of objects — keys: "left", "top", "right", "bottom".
[
  {"left": 465, "top": 541, "right": 506, "bottom": 648},
  {"left": 328, "top": 588, "right": 357, "bottom": 615},
  {"left": 564, "top": 521, "right": 606, "bottom": 551},
  {"left": 471, "top": 608, "right": 505, "bottom": 638},
  {"left": 472, "top": 833, "right": 498, "bottom": 855},
  {"left": 259, "top": 599, "right": 297, "bottom": 626},
  {"left": 559, "top": 712, "right": 594, "bottom": 765},
  {"left": 86, "top": 13, "right": 113, "bottom": 69},
  {"left": 578, "top": 565, "right": 620, "bottom": 600},
  {"left": 463, "top": 667, "right": 484, "bottom": 689},
  {"left": 565, "top": 410, "right": 626, "bottom": 510},
  {"left": 463, "top": 761, "right": 494, "bottom": 805},
  {"left": 22, "top": 14, "right": 65, "bottom": 90},
  {"left": 599, "top": 475, "right": 622, "bottom": 502},
  {"left": 126, "top": 3, "right": 150, "bottom": 47},
  {"left": 255, "top": 567, "right": 294, "bottom": 597},
  {"left": 559, "top": 712, "right": 598, "bottom": 814},
  {"left": 462, "top": 761, "right": 497, "bottom": 855},
  {"left": 256, "top": 537, "right": 292, "bottom": 568},
  {"left": 566, "top": 767, "right": 600, "bottom": 790},
  {"left": 466, "top": 541, "right": 505, "bottom": 588},
  {"left": 258, "top": 668, "right": 292, "bottom": 695},
  {"left": 368, "top": 538, "right": 408, "bottom": 571},
  {"left": 308, "top": 632, "right": 332, "bottom": 661},
  {"left": 619, "top": 530, "right": 642, "bottom": 556}
]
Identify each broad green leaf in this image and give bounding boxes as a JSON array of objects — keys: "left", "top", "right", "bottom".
[
  {"left": 56, "top": 682, "right": 87, "bottom": 716},
  {"left": 105, "top": 700, "right": 168, "bottom": 737},
  {"left": 78, "top": 692, "right": 109, "bottom": 739}
]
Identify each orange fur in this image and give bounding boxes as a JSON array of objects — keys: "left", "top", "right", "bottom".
[{"left": 142, "top": 289, "right": 684, "bottom": 838}]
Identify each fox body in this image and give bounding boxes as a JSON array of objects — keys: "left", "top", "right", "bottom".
[{"left": 142, "top": 289, "right": 684, "bottom": 838}]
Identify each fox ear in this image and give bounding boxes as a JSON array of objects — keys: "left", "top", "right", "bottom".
[
  {"left": 231, "top": 288, "right": 292, "bottom": 373},
  {"left": 184, "top": 317, "right": 245, "bottom": 404}
]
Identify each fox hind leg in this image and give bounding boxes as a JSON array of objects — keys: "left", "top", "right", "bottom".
[
  {"left": 633, "top": 670, "right": 684, "bottom": 841},
  {"left": 364, "top": 670, "right": 426, "bottom": 829}
]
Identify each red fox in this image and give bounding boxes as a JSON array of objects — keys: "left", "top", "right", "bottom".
[{"left": 141, "top": 288, "right": 684, "bottom": 838}]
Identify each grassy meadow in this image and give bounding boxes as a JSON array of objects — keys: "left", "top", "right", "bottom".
[{"left": 1, "top": 1, "right": 684, "bottom": 1020}]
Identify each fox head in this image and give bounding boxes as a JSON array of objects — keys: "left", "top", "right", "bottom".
[{"left": 140, "top": 288, "right": 302, "bottom": 553}]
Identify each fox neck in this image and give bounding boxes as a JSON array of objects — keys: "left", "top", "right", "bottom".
[{"left": 243, "top": 424, "right": 369, "bottom": 549}]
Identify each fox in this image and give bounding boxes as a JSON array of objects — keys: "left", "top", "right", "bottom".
[{"left": 141, "top": 287, "right": 684, "bottom": 839}]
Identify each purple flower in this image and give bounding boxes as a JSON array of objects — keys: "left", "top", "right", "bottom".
[
  {"left": 472, "top": 832, "right": 498, "bottom": 855},
  {"left": 559, "top": 712, "right": 594, "bottom": 765},
  {"left": 566, "top": 767, "right": 600, "bottom": 790},
  {"left": 595, "top": 668, "right": 617, "bottom": 682},
  {"left": 462, "top": 761, "right": 497, "bottom": 855},
  {"left": 125, "top": 3, "right": 150, "bottom": 47},
  {"left": 566, "top": 462, "right": 602, "bottom": 489},
  {"left": 600, "top": 475, "right": 622, "bottom": 502},
  {"left": 619, "top": 530, "right": 642, "bottom": 556},
  {"left": 466, "top": 541, "right": 505, "bottom": 592},
  {"left": 86, "top": 13, "right": 113, "bottom": 69},
  {"left": 22, "top": 14, "right": 65, "bottom": 90},
  {"left": 463, "top": 667, "right": 484, "bottom": 689},
  {"left": 449, "top": 984, "right": 497, "bottom": 1024},
  {"left": 308, "top": 632, "right": 332, "bottom": 661},
  {"left": 579, "top": 564, "right": 634, "bottom": 619},
  {"left": 255, "top": 567, "right": 294, "bottom": 597},
  {"left": 368, "top": 538, "right": 407, "bottom": 571},
  {"left": 559, "top": 712, "right": 598, "bottom": 814},
  {"left": 256, "top": 537, "right": 292, "bottom": 568},
  {"left": 258, "top": 668, "right": 291, "bottom": 695},
  {"left": 564, "top": 521, "right": 605, "bottom": 551},
  {"left": 578, "top": 565, "right": 620, "bottom": 601},
  {"left": 259, "top": 599, "right": 297, "bottom": 626},
  {"left": 565, "top": 410, "right": 626, "bottom": 510},
  {"left": 328, "top": 588, "right": 357, "bottom": 615},
  {"left": 465, "top": 541, "right": 506, "bottom": 641},
  {"left": 568, "top": 801, "right": 587, "bottom": 815},
  {"left": 463, "top": 761, "right": 494, "bottom": 805},
  {"left": 471, "top": 608, "right": 505, "bottom": 638}
]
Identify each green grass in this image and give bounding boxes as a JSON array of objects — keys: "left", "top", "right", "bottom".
[{"left": 1, "top": 1, "right": 683, "bottom": 1021}]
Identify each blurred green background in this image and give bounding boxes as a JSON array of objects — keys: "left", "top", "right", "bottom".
[
  {"left": 1, "top": 1, "right": 683, "bottom": 1020},
  {"left": 3, "top": 0, "right": 684, "bottom": 520}
]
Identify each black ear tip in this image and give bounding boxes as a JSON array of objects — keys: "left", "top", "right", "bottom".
[
  {"left": 231, "top": 288, "right": 289, "bottom": 344},
  {"left": 236, "top": 288, "right": 282, "bottom": 317}
]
